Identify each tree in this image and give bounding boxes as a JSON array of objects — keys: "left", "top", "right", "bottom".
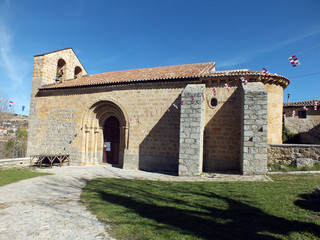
[
  {"left": 0, "top": 92, "right": 17, "bottom": 159},
  {"left": 0, "top": 92, "right": 14, "bottom": 126},
  {"left": 14, "top": 128, "right": 28, "bottom": 157},
  {"left": 4, "top": 140, "right": 14, "bottom": 158}
]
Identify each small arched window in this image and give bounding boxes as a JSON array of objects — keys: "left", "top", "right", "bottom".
[
  {"left": 74, "top": 66, "right": 83, "bottom": 79},
  {"left": 56, "top": 58, "right": 66, "bottom": 83}
]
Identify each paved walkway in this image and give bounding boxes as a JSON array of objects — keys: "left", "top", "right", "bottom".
[{"left": 0, "top": 165, "right": 271, "bottom": 240}]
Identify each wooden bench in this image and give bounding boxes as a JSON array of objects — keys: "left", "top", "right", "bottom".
[{"left": 30, "top": 155, "right": 70, "bottom": 168}]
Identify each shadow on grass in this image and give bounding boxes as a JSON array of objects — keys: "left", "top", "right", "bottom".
[
  {"left": 295, "top": 192, "right": 320, "bottom": 212},
  {"left": 94, "top": 183, "right": 320, "bottom": 240}
]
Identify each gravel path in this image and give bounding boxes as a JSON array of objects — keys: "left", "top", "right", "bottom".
[{"left": 0, "top": 165, "right": 271, "bottom": 239}]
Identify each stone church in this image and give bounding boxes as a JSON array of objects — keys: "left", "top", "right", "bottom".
[{"left": 27, "top": 48, "right": 289, "bottom": 176}]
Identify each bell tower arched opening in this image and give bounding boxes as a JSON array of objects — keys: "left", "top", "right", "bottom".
[
  {"left": 74, "top": 66, "right": 83, "bottom": 79},
  {"left": 56, "top": 58, "right": 66, "bottom": 83}
]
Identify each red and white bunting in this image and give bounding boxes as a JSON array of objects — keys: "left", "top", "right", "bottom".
[
  {"left": 302, "top": 106, "right": 309, "bottom": 111},
  {"left": 225, "top": 83, "right": 231, "bottom": 92},
  {"left": 283, "top": 114, "right": 287, "bottom": 120},
  {"left": 261, "top": 68, "right": 270, "bottom": 75},
  {"left": 173, "top": 103, "right": 178, "bottom": 109},
  {"left": 288, "top": 55, "right": 300, "bottom": 67},
  {"left": 314, "top": 102, "right": 318, "bottom": 110},
  {"left": 292, "top": 110, "right": 295, "bottom": 118},
  {"left": 240, "top": 76, "right": 247, "bottom": 85},
  {"left": 212, "top": 87, "right": 217, "bottom": 97}
]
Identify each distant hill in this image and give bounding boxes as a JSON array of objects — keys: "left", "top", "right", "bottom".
[{"left": 0, "top": 112, "right": 29, "bottom": 127}]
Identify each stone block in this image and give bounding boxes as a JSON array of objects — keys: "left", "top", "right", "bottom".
[{"left": 296, "top": 158, "right": 316, "bottom": 168}]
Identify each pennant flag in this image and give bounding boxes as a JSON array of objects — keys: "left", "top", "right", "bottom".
[
  {"left": 22, "top": 106, "right": 25, "bottom": 111},
  {"left": 201, "top": 93, "right": 205, "bottom": 101},
  {"left": 288, "top": 55, "right": 300, "bottom": 67},
  {"left": 302, "top": 106, "right": 309, "bottom": 111},
  {"left": 225, "top": 83, "right": 231, "bottom": 92},
  {"left": 173, "top": 103, "right": 178, "bottom": 109},
  {"left": 283, "top": 114, "right": 287, "bottom": 120},
  {"left": 241, "top": 76, "right": 247, "bottom": 85},
  {"left": 191, "top": 96, "right": 194, "bottom": 104},
  {"left": 261, "top": 68, "right": 270, "bottom": 75},
  {"left": 9, "top": 101, "right": 13, "bottom": 107},
  {"left": 181, "top": 100, "right": 184, "bottom": 105},
  {"left": 292, "top": 110, "right": 295, "bottom": 118},
  {"left": 314, "top": 101, "right": 318, "bottom": 110},
  {"left": 212, "top": 87, "right": 217, "bottom": 97}
]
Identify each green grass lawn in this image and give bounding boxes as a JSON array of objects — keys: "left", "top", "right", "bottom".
[
  {"left": 0, "top": 168, "right": 49, "bottom": 187},
  {"left": 81, "top": 174, "right": 320, "bottom": 240}
]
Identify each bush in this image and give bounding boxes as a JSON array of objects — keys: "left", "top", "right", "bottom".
[
  {"left": 282, "top": 125, "right": 298, "bottom": 143},
  {"left": 0, "top": 128, "right": 27, "bottom": 159}
]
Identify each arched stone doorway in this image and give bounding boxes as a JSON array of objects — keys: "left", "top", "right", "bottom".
[{"left": 81, "top": 100, "right": 128, "bottom": 167}]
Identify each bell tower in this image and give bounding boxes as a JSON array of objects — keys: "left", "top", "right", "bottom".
[
  {"left": 27, "top": 48, "right": 87, "bottom": 157},
  {"left": 30, "top": 48, "right": 87, "bottom": 95}
]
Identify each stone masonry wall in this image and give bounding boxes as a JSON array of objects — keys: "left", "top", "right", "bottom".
[
  {"left": 264, "top": 84, "right": 283, "bottom": 144},
  {"left": 179, "top": 84, "right": 205, "bottom": 176},
  {"left": 203, "top": 83, "right": 242, "bottom": 172},
  {"left": 241, "top": 82, "right": 268, "bottom": 175},
  {"left": 28, "top": 83, "right": 186, "bottom": 170},
  {"left": 268, "top": 144, "right": 320, "bottom": 164},
  {"left": 284, "top": 107, "right": 320, "bottom": 134}
]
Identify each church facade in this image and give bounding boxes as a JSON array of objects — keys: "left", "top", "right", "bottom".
[{"left": 27, "top": 48, "right": 289, "bottom": 176}]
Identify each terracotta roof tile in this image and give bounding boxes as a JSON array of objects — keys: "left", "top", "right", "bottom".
[
  {"left": 211, "top": 69, "right": 289, "bottom": 80},
  {"left": 40, "top": 62, "right": 215, "bottom": 89},
  {"left": 39, "top": 62, "right": 289, "bottom": 90},
  {"left": 283, "top": 99, "right": 320, "bottom": 107}
]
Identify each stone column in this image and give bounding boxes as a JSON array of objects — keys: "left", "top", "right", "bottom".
[
  {"left": 179, "top": 84, "right": 205, "bottom": 176},
  {"left": 241, "top": 82, "right": 268, "bottom": 175}
]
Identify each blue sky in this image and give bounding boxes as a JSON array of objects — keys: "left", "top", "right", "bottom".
[{"left": 0, "top": 0, "right": 319, "bottom": 115}]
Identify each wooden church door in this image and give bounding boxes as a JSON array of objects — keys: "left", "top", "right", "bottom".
[{"left": 103, "top": 116, "right": 120, "bottom": 165}]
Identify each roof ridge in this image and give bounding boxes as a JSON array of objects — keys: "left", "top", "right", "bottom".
[
  {"left": 34, "top": 48, "right": 73, "bottom": 57},
  {"left": 283, "top": 99, "right": 320, "bottom": 107},
  {"left": 198, "top": 62, "right": 215, "bottom": 75},
  {"left": 88, "top": 61, "right": 215, "bottom": 77}
]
